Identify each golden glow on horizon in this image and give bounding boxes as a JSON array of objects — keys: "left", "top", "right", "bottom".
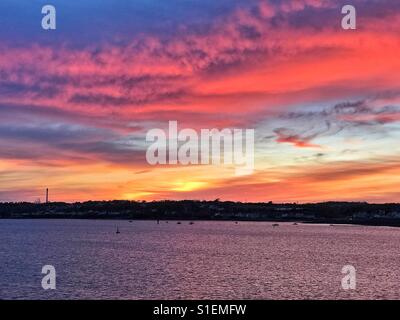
[{"left": 170, "top": 181, "right": 208, "bottom": 192}]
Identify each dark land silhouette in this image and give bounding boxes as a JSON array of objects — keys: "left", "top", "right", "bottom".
[{"left": 1, "top": 200, "right": 400, "bottom": 226}]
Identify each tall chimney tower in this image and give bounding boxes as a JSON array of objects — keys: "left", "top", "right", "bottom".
[{"left": 46, "top": 188, "right": 49, "bottom": 203}]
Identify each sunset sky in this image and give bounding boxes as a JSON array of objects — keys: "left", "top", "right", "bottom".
[{"left": 1, "top": 0, "right": 400, "bottom": 203}]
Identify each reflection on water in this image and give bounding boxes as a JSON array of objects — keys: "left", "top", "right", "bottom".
[{"left": 0, "top": 219, "right": 400, "bottom": 299}]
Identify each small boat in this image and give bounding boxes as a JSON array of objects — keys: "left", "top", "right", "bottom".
[
  {"left": 116, "top": 227, "right": 120, "bottom": 234},
  {"left": 235, "top": 221, "right": 238, "bottom": 224},
  {"left": 177, "top": 222, "right": 181, "bottom": 225},
  {"left": 189, "top": 222, "right": 194, "bottom": 225},
  {"left": 272, "top": 223, "right": 279, "bottom": 227},
  {"left": 293, "top": 223, "right": 298, "bottom": 226}
]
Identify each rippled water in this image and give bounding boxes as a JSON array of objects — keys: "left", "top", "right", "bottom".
[{"left": 0, "top": 219, "right": 400, "bottom": 299}]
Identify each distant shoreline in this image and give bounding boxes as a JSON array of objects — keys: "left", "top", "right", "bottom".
[{"left": 2, "top": 200, "right": 400, "bottom": 228}]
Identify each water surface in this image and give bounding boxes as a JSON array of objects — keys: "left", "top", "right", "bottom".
[{"left": 0, "top": 219, "right": 399, "bottom": 299}]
